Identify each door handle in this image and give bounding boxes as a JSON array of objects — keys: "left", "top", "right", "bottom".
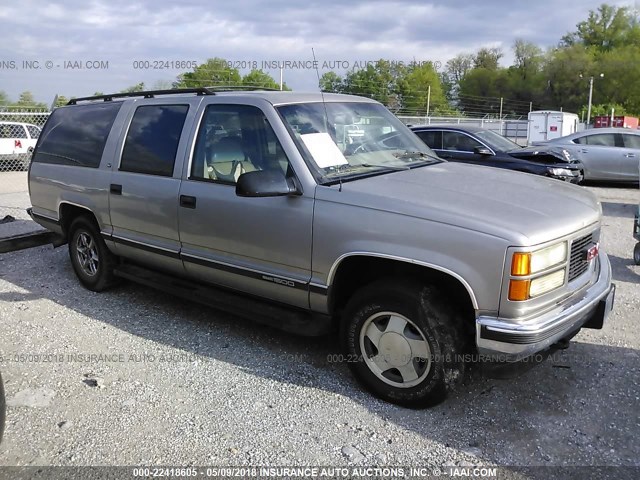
[
  {"left": 180, "top": 195, "right": 197, "bottom": 209},
  {"left": 580, "top": 149, "right": 589, "bottom": 154},
  {"left": 110, "top": 184, "right": 122, "bottom": 195},
  {"left": 624, "top": 153, "right": 636, "bottom": 158}
]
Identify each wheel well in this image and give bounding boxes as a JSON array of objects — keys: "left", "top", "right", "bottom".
[
  {"left": 329, "top": 256, "right": 476, "bottom": 332},
  {"left": 59, "top": 204, "right": 97, "bottom": 239}
]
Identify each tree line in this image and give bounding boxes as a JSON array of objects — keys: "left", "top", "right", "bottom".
[
  {"left": 2, "top": 3, "right": 638, "bottom": 120},
  {"left": 320, "top": 3, "right": 640, "bottom": 118}
]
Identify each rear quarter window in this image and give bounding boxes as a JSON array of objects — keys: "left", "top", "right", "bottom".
[{"left": 33, "top": 102, "right": 122, "bottom": 167}]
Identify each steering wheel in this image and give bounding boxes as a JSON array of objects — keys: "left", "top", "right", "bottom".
[{"left": 349, "top": 132, "right": 399, "bottom": 155}]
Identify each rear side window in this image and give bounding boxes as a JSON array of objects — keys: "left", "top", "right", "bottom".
[
  {"left": 33, "top": 102, "right": 122, "bottom": 167},
  {"left": 120, "top": 105, "right": 189, "bottom": 177}
]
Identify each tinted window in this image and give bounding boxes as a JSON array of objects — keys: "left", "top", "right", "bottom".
[
  {"left": 415, "top": 130, "right": 442, "bottom": 149},
  {"left": 622, "top": 133, "right": 640, "bottom": 149},
  {"left": 33, "top": 102, "right": 122, "bottom": 167},
  {"left": 0, "top": 123, "right": 27, "bottom": 138},
  {"left": 120, "top": 105, "right": 189, "bottom": 177},
  {"left": 442, "top": 131, "right": 482, "bottom": 152},
  {"left": 191, "top": 104, "right": 291, "bottom": 184}
]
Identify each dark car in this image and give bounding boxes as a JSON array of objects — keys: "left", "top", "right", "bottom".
[{"left": 409, "top": 125, "right": 584, "bottom": 183}]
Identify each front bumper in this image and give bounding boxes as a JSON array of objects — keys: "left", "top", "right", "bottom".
[{"left": 476, "top": 250, "right": 614, "bottom": 361}]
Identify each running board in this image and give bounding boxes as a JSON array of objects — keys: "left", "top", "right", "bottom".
[{"left": 113, "top": 263, "right": 333, "bottom": 336}]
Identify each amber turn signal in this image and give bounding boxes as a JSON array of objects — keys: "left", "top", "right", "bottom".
[
  {"left": 511, "top": 252, "right": 531, "bottom": 276},
  {"left": 508, "top": 279, "right": 530, "bottom": 301}
]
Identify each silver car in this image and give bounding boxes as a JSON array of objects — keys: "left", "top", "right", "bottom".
[
  {"left": 27, "top": 89, "right": 615, "bottom": 408},
  {"left": 536, "top": 127, "right": 640, "bottom": 182}
]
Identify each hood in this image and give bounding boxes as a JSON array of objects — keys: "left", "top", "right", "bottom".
[
  {"left": 317, "top": 162, "right": 600, "bottom": 246},
  {"left": 509, "top": 145, "right": 577, "bottom": 163}
]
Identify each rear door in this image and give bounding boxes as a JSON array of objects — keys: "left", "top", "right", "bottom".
[{"left": 108, "top": 99, "right": 199, "bottom": 275}]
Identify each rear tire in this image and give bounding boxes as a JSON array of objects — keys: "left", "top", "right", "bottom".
[
  {"left": 634, "top": 242, "right": 640, "bottom": 266},
  {"left": 68, "top": 216, "right": 117, "bottom": 291},
  {"left": 341, "top": 280, "right": 467, "bottom": 408}
]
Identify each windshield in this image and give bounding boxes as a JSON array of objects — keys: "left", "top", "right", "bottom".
[
  {"left": 474, "top": 129, "right": 521, "bottom": 152},
  {"left": 277, "top": 102, "right": 441, "bottom": 183}
]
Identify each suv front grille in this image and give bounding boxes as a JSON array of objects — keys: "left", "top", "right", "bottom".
[{"left": 568, "top": 233, "right": 593, "bottom": 281}]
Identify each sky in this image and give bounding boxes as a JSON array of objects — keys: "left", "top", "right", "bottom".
[{"left": 0, "top": 0, "right": 632, "bottom": 105}]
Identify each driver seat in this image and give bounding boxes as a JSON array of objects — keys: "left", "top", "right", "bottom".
[{"left": 206, "top": 136, "right": 256, "bottom": 182}]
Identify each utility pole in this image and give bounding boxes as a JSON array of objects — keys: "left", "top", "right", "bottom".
[
  {"left": 586, "top": 76, "right": 594, "bottom": 126},
  {"left": 426, "top": 85, "right": 431, "bottom": 117},
  {"left": 581, "top": 73, "right": 604, "bottom": 127}
]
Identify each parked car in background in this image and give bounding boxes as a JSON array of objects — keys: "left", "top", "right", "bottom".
[
  {"left": 0, "top": 121, "right": 41, "bottom": 171},
  {"left": 408, "top": 125, "right": 583, "bottom": 183},
  {"left": 535, "top": 127, "right": 640, "bottom": 183}
]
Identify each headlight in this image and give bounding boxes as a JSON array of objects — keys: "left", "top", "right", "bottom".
[
  {"left": 548, "top": 167, "right": 577, "bottom": 177},
  {"left": 509, "top": 242, "right": 568, "bottom": 300},
  {"left": 511, "top": 242, "right": 567, "bottom": 276},
  {"left": 529, "top": 269, "right": 566, "bottom": 297}
]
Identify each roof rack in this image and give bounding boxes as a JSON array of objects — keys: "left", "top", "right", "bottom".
[
  {"left": 205, "top": 85, "right": 280, "bottom": 92},
  {"left": 67, "top": 88, "right": 215, "bottom": 105}
]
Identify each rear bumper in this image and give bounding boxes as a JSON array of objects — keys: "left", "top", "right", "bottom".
[{"left": 476, "top": 251, "right": 614, "bottom": 361}]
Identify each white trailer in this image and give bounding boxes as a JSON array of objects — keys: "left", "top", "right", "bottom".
[{"left": 527, "top": 110, "right": 580, "bottom": 144}]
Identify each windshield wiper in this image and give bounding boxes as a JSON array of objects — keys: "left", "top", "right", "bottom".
[
  {"left": 324, "top": 163, "right": 408, "bottom": 178},
  {"left": 358, "top": 163, "right": 409, "bottom": 171}
]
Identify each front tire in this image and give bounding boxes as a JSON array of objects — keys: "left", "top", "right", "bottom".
[
  {"left": 634, "top": 242, "right": 640, "bottom": 266},
  {"left": 68, "top": 216, "right": 117, "bottom": 291},
  {"left": 341, "top": 280, "right": 467, "bottom": 408}
]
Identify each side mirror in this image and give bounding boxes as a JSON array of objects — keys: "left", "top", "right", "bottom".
[
  {"left": 474, "top": 146, "right": 493, "bottom": 155},
  {"left": 236, "top": 170, "right": 301, "bottom": 198}
]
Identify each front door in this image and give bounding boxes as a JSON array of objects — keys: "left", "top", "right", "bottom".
[{"left": 178, "top": 103, "right": 314, "bottom": 309}]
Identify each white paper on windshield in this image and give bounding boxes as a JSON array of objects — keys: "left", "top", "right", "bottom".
[{"left": 300, "top": 133, "right": 348, "bottom": 168}]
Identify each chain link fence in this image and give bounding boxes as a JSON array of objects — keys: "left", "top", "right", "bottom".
[
  {"left": 0, "top": 108, "right": 50, "bottom": 172},
  {"left": 0, "top": 108, "right": 50, "bottom": 229}
]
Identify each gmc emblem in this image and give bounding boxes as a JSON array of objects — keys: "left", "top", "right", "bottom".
[{"left": 585, "top": 243, "right": 599, "bottom": 262}]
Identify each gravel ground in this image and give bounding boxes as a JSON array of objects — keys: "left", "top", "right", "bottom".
[
  {"left": 0, "top": 183, "right": 638, "bottom": 477},
  {"left": 0, "top": 172, "right": 43, "bottom": 237}
]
